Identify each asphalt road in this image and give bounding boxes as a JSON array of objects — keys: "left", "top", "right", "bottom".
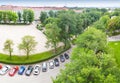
[{"left": 0, "top": 48, "right": 73, "bottom": 83}]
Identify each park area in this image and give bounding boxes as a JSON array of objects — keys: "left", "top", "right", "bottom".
[{"left": 109, "top": 41, "right": 120, "bottom": 67}]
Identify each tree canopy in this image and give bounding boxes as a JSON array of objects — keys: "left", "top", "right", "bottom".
[
  {"left": 18, "top": 35, "right": 37, "bottom": 59},
  {"left": 76, "top": 28, "right": 107, "bottom": 53},
  {"left": 23, "top": 9, "right": 34, "bottom": 24},
  {"left": 45, "top": 22, "right": 61, "bottom": 53}
]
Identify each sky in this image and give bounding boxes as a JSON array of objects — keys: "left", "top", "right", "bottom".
[{"left": 0, "top": 0, "right": 120, "bottom": 7}]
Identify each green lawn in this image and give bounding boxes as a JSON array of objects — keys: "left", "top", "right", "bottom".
[
  {"left": 108, "top": 41, "right": 120, "bottom": 67},
  {"left": 0, "top": 45, "right": 70, "bottom": 65}
]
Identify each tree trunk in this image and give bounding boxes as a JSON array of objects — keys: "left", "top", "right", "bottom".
[
  {"left": 54, "top": 43, "right": 57, "bottom": 54},
  {"left": 26, "top": 51, "right": 29, "bottom": 59},
  {"left": 9, "top": 51, "right": 12, "bottom": 60}
]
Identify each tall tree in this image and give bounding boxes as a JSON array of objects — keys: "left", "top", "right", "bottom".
[
  {"left": 23, "top": 9, "right": 34, "bottom": 24},
  {"left": 7, "top": 11, "right": 18, "bottom": 23},
  {"left": 2, "top": 11, "right": 7, "bottom": 23},
  {"left": 3, "top": 39, "right": 14, "bottom": 59},
  {"left": 92, "top": 15, "right": 110, "bottom": 32},
  {"left": 18, "top": 11, "right": 22, "bottom": 22},
  {"left": 107, "top": 16, "right": 120, "bottom": 35},
  {"left": 58, "top": 11, "right": 77, "bottom": 48},
  {"left": 45, "top": 22, "right": 61, "bottom": 53},
  {"left": 23, "top": 9, "right": 28, "bottom": 24},
  {"left": 49, "top": 10, "right": 55, "bottom": 17},
  {"left": 18, "top": 35, "right": 37, "bottom": 59},
  {"left": 27, "top": 9, "right": 34, "bottom": 23},
  {"left": 76, "top": 28, "right": 107, "bottom": 53},
  {"left": 40, "top": 11, "right": 48, "bottom": 25},
  {"left": 0, "top": 11, "right": 2, "bottom": 23}
]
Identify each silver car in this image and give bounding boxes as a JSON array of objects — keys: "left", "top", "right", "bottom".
[
  {"left": 0, "top": 65, "right": 11, "bottom": 75},
  {"left": 33, "top": 65, "right": 40, "bottom": 75},
  {"left": 25, "top": 66, "right": 33, "bottom": 76},
  {"left": 49, "top": 61, "right": 54, "bottom": 69},
  {"left": 42, "top": 62, "right": 47, "bottom": 72}
]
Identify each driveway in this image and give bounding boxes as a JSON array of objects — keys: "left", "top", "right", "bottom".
[{"left": 108, "top": 35, "right": 120, "bottom": 41}]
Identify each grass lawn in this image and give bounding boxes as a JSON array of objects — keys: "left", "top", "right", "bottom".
[
  {"left": 108, "top": 41, "right": 120, "bottom": 67},
  {"left": 0, "top": 45, "right": 70, "bottom": 65}
]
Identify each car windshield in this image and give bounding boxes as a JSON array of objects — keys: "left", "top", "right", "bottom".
[
  {"left": 50, "top": 62, "right": 53, "bottom": 65},
  {"left": 35, "top": 66, "right": 39, "bottom": 69},
  {"left": 2, "top": 67, "right": 8, "bottom": 72},
  {"left": 20, "top": 68, "right": 24, "bottom": 72},
  {"left": 10, "top": 69, "right": 15, "bottom": 74}
]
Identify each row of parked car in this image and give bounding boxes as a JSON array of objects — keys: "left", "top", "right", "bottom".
[{"left": 0, "top": 53, "right": 69, "bottom": 76}]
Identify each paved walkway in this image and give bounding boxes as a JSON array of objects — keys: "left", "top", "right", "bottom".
[{"left": 108, "top": 35, "right": 120, "bottom": 41}]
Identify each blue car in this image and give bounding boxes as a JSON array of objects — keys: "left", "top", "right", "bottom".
[{"left": 18, "top": 66, "right": 25, "bottom": 75}]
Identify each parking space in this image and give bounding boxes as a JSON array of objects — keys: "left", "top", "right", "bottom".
[{"left": 0, "top": 48, "right": 73, "bottom": 83}]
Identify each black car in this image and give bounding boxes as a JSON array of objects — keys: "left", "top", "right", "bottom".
[
  {"left": 60, "top": 55, "right": 65, "bottom": 62},
  {"left": 54, "top": 58, "right": 59, "bottom": 67},
  {"left": 64, "top": 53, "right": 69, "bottom": 59},
  {"left": 25, "top": 66, "right": 33, "bottom": 76}
]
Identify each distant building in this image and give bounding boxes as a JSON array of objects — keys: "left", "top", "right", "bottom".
[{"left": 0, "top": 5, "right": 68, "bottom": 19}]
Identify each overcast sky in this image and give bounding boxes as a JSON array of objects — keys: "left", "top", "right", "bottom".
[{"left": 0, "top": 0, "right": 120, "bottom": 7}]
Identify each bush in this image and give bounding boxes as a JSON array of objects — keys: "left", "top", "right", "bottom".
[{"left": 36, "top": 24, "right": 43, "bottom": 30}]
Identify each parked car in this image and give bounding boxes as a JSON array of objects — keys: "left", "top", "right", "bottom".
[
  {"left": 33, "top": 65, "right": 40, "bottom": 75},
  {"left": 64, "top": 53, "right": 69, "bottom": 59},
  {"left": 60, "top": 55, "right": 65, "bottom": 62},
  {"left": 0, "top": 65, "right": 11, "bottom": 75},
  {"left": 54, "top": 58, "right": 59, "bottom": 67},
  {"left": 0, "top": 64, "right": 2, "bottom": 69},
  {"left": 49, "top": 60, "right": 54, "bottom": 69},
  {"left": 18, "top": 66, "right": 26, "bottom": 75},
  {"left": 25, "top": 66, "right": 33, "bottom": 76},
  {"left": 9, "top": 66, "right": 19, "bottom": 76},
  {"left": 42, "top": 62, "right": 47, "bottom": 72}
]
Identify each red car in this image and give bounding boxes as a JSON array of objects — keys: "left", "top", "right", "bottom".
[
  {"left": 9, "top": 66, "right": 19, "bottom": 76},
  {"left": 0, "top": 64, "right": 2, "bottom": 69}
]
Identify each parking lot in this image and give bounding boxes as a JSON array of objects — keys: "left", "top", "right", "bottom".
[{"left": 0, "top": 48, "right": 73, "bottom": 83}]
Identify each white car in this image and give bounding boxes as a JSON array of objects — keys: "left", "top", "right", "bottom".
[
  {"left": 33, "top": 65, "right": 40, "bottom": 75},
  {"left": 0, "top": 65, "right": 11, "bottom": 75},
  {"left": 49, "top": 61, "right": 54, "bottom": 69}
]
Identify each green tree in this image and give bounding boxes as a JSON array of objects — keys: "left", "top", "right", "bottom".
[
  {"left": 107, "top": 16, "right": 120, "bottom": 35},
  {"left": 18, "top": 35, "right": 37, "bottom": 59},
  {"left": 0, "top": 11, "right": 2, "bottom": 23},
  {"left": 92, "top": 15, "right": 110, "bottom": 32},
  {"left": 48, "top": 10, "right": 55, "bottom": 17},
  {"left": 76, "top": 28, "right": 107, "bottom": 53},
  {"left": 2, "top": 11, "right": 7, "bottom": 23},
  {"left": 18, "top": 11, "right": 22, "bottom": 22},
  {"left": 27, "top": 9, "right": 34, "bottom": 23},
  {"left": 45, "top": 22, "right": 61, "bottom": 53},
  {"left": 23, "top": 9, "right": 34, "bottom": 24},
  {"left": 23, "top": 9, "right": 28, "bottom": 24},
  {"left": 40, "top": 11, "right": 48, "bottom": 25},
  {"left": 53, "top": 48, "right": 120, "bottom": 83},
  {"left": 7, "top": 11, "right": 18, "bottom": 23},
  {"left": 57, "top": 11, "right": 77, "bottom": 48},
  {"left": 44, "top": 17, "right": 58, "bottom": 26},
  {"left": 12, "top": 12, "right": 18, "bottom": 23},
  {"left": 3, "top": 39, "right": 14, "bottom": 59}
]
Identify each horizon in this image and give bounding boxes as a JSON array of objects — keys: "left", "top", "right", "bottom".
[{"left": 0, "top": 0, "right": 120, "bottom": 8}]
